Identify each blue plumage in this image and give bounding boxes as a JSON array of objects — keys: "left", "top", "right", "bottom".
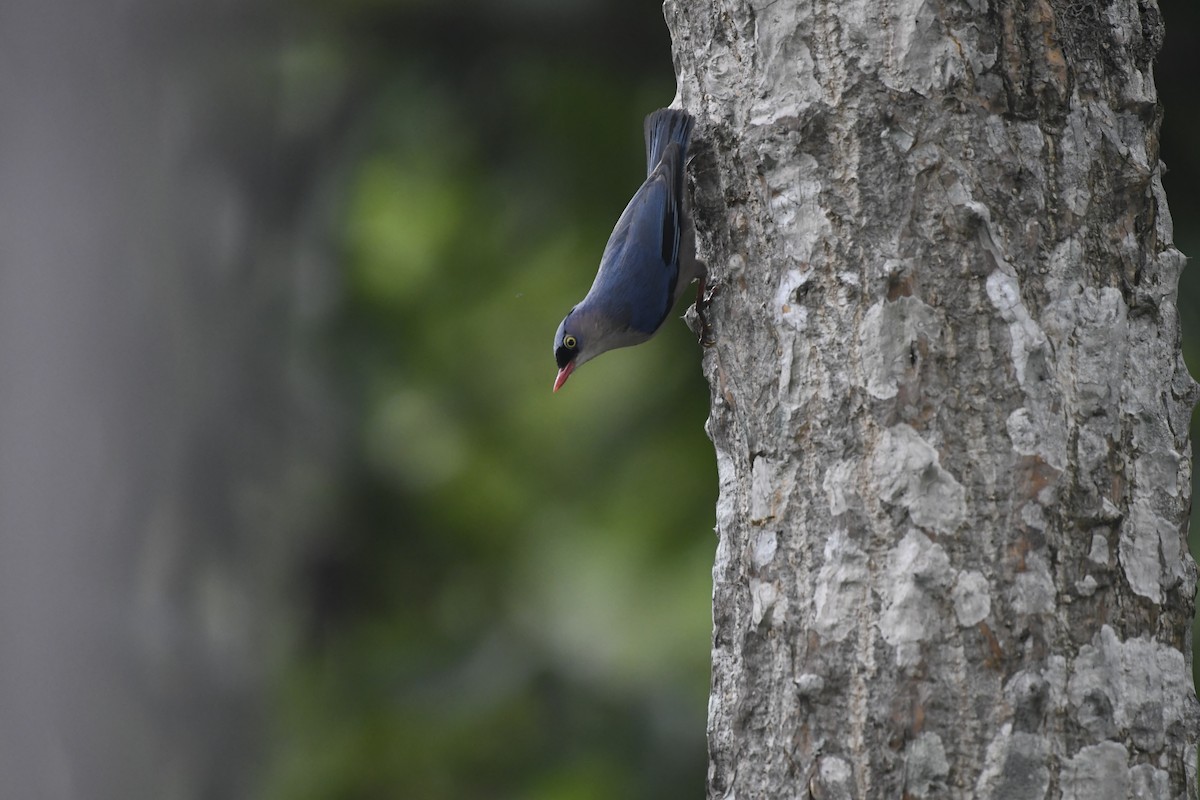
[{"left": 552, "top": 108, "right": 701, "bottom": 392}]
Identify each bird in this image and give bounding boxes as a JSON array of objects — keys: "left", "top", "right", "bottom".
[{"left": 551, "top": 107, "right": 707, "bottom": 392}]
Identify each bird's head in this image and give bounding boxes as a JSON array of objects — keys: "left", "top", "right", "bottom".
[
  {"left": 552, "top": 305, "right": 649, "bottom": 392},
  {"left": 552, "top": 311, "right": 587, "bottom": 392}
]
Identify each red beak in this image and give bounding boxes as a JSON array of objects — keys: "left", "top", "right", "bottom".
[{"left": 553, "top": 361, "right": 576, "bottom": 392}]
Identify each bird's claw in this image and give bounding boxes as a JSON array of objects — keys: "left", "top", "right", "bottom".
[{"left": 694, "top": 279, "right": 720, "bottom": 347}]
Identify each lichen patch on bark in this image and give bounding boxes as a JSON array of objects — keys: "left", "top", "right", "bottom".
[{"left": 871, "top": 424, "right": 966, "bottom": 534}]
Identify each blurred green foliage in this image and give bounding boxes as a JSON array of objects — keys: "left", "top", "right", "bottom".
[
  {"left": 1160, "top": 1, "right": 1200, "bottom": 689},
  {"left": 261, "top": 1, "right": 1200, "bottom": 797},
  {"left": 263, "top": 3, "right": 714, "bottom": 799}
]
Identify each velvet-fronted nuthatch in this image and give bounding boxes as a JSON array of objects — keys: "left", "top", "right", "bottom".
[{"left": 552, "top": 108, "right": 709, "bottom": 392}]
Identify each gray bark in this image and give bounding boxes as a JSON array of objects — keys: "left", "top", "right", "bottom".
[
  {"left": 665, "top": 0, "right": 1199, "bottom": 797},
  {"left": 0, "top": 3, "right": 339, "bottom": 798}
]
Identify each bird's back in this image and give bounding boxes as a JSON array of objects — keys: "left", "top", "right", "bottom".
[{"left": 580, "top": 111, "right": 693, "bottom": 336}]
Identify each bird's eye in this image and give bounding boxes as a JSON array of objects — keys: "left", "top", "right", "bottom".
[{"left": 563, "top": 335, "right": 577, "bottom": 349}]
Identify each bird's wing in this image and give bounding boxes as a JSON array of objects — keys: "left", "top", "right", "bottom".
[{"left": 586, "top": 148, "right": 684, "bottom": 335}]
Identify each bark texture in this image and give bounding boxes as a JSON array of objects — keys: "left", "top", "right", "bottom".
[{"left": 665, "top": 0, "right": 1199, "bottom": 796}]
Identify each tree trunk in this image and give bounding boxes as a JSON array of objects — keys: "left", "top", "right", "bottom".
[
  {"left": 0, "top": 3, "right": 340, "bottom": 797},
  {"left": 665, "top": 0, "right": 1199, "bottom": 796}
]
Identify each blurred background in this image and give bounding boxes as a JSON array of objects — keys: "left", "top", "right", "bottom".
[{"left": 0, "top": 1, "right": 1195, "bottom": 799}]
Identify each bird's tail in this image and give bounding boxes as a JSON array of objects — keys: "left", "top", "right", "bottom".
[{"left": 644, "top": 108, "right": 694, "bottom": 177}]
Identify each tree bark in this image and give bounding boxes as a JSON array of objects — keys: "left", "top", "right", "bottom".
[
  {"left": 665, "top": 0, "right": 1199, "bottom": 796},
  {"left": 0, "top": 3, "right": 340, "bottom": 797}
]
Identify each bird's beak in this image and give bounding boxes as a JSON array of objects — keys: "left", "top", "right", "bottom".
[{"left": 553, "top": 361, "right": 575, "bottom": 392}]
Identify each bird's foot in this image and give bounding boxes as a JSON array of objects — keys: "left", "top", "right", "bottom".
[{"left": 694, "top": 277, "right": 720, "bottom": 347}]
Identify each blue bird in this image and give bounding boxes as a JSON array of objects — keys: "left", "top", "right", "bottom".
[{"left": 552, "top": 108, "right": 706, "bottom": 392}]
